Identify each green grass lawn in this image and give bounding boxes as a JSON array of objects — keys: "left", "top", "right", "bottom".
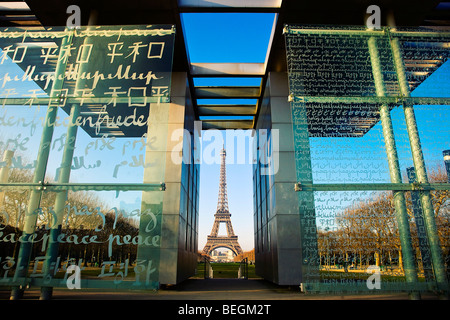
[
  {"left": 193, "top": 263, "right": 424, "bottom": 284},
  {"left": 43, "top": 262, "right": 424, "bottom": 285},
  {"left": 194, "top": 262, "right": 260, "bottom": 279}
]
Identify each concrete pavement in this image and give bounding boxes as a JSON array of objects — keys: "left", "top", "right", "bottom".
[{"left": 0, "top": 278, "right": 443, "bottom": 300}]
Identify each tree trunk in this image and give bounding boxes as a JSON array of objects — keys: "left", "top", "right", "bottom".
[
  {"left": 398, "top": 249, "right": 403, "bottom": 273},
  {"left": 375, "top": 251, "right": 380, "bottom": 267}
]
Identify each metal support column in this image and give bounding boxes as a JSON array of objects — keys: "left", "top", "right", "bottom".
[
  {"left": 407, "top": 167, "right": 433, "bottom": 281},
  {"left": 390, "top": 36, "right": 448, "bottom": 295},
  {"left": 40, "top": 24, "right": 94, "bottom": 299},
  {"left": 291, "top": 98, "right": 320, "bottom": 284},
  {"left": 10, "top": 31, "right": 73, "bottom": 300},
  {"left": 40, "top": 104, "right": 80, "bottom": 300},
  {"left": 368, "top": 36, "right": 420, "bottom": 299}
]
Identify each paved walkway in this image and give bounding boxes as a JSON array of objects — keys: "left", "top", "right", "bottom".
[{"left": 0, "top": 278, "right": 443, "bottom": 300}]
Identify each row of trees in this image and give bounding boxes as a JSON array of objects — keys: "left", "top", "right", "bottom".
[
  {"left": 317, "top": 167, "right": 450, "bottom": 275},
  {"left": 0, "top": 151, "right": 146, "bottom": 270}
]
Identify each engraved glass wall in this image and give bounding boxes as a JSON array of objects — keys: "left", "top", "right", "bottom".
[
  {"left": 285, "top": 25, "right": 450, "bottom": 294},
  {"left": 0, "top": 25, "right": 175, "bottom": 293}
]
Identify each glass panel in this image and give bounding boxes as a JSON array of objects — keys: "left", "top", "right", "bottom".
[
  {"left": 285, "top": 25, "right": 450, "bottom": 294},
  {"left": 316, "top": 191, "right": 412, "bottom": 290},
  {"left": 1, "top": 190, "right": 162, "bottom": 289},
  {"left": 285, "top": 25, "right": 399, "bottom": 98},
  {"left": 0, "top": 25, "right": 175, "bottom": 292}
]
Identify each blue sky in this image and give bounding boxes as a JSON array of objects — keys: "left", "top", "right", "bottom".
[
  {"left": 181, "top": 13, "right": 276, "bottom": 251},
  {"left": 309, "top": 59, "right": 450, "bottom": 232},
  {"left": 181, "top": 13, "right": 275, "bottom": 63}
]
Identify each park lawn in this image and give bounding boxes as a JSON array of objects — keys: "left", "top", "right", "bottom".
[{"left": 195, "top": 262, "right": 259, "bottom": 279}]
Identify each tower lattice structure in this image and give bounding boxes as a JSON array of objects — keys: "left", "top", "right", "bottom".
[{"left": 202, "top": 148, "right": 243, "bottom": 257}]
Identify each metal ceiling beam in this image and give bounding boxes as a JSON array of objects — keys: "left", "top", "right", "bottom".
[
  {"left": 178, "top": 0, "right": 282, "bottom": 8},
  {"left": 0, "top": 2, "right": 31, "bottom": 10},
  {"left": 190, "top": 63, "right": 265, "bottom": 77},
  {"left": 202, "top": 120, "right": 254, "bottom": 129},
  {"left": 197, "top": 104, "right": 257, "bottom": 116},
  {"left": 178, "top": 0, "right": 282, "bottom": 12},
  {"left": 195, "top": 86, "right": 261, "bottom": 99}
]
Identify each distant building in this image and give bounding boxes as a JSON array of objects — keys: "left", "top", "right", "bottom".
[{"left": 210, "top": 249, "right": 235, "bottom": 262}]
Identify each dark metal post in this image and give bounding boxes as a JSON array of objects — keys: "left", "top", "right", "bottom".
[
  {"left": 40, "top": 104, "right": 80, "bottom": 300},
  {"left": 406, "top": 167, "right": 433, "bottom": 281},
  {"left": 368, "top": 36, "right": 420, "bottom": 299}
]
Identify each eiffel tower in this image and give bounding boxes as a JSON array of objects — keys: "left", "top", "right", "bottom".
[{"left": 202, "top": 148, "right": 243, "bottom": 257}]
